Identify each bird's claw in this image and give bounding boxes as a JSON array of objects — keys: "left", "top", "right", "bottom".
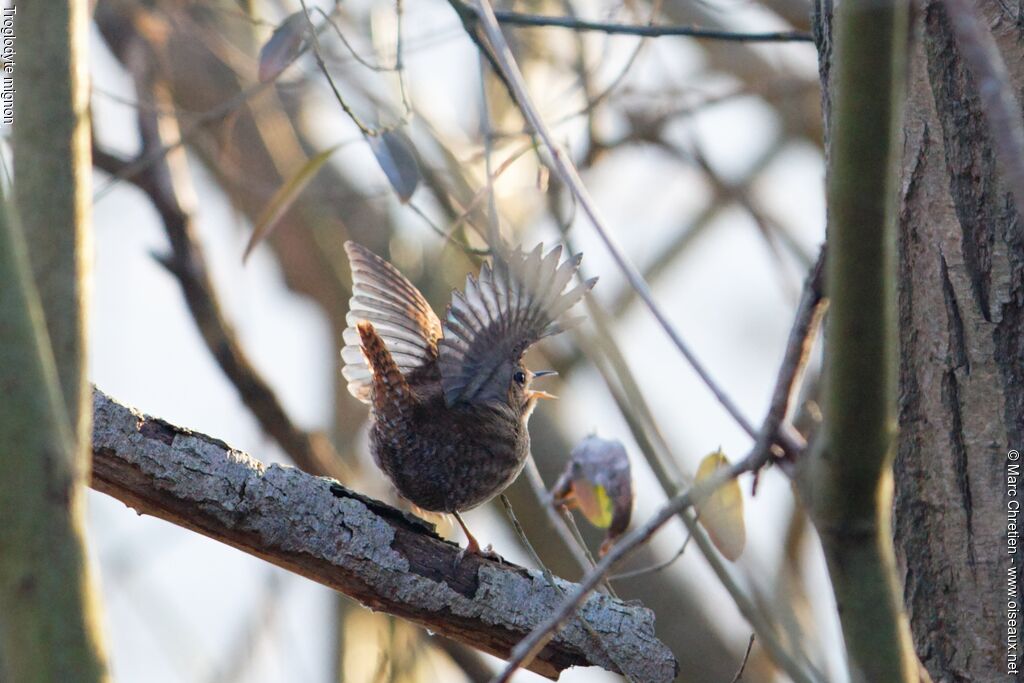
[{"left": 454, "top": 542, "right": 506, "bottom": 568}]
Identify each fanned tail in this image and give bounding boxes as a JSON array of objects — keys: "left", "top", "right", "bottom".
[
  {"left": 357, "top": 322, "right": 415, "bottom": 422},
  {"left": 342, "top": 241, "right": 442, "bottom": 404}
]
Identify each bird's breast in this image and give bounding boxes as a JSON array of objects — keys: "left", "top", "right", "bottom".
[{"left": 368, "top": 395, "right": 530, "bottom": 513}]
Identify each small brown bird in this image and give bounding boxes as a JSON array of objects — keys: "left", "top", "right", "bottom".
[{"left": 342, "top": 241, "right": 595, "bottom": 557}]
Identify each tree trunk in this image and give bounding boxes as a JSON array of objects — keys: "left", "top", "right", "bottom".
[{"left": 892, "top": 0, "right": 1024, "bottom": 679}]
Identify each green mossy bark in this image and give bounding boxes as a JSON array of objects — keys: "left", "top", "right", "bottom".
[
  {"left": 0, "top": 1, "right": 109, "bottom": 680},
  {"left": 804, "top": 0, "right": 925, "bottom": 679}
]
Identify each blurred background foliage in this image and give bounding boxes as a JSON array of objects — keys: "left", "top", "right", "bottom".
[{"left": 85, "top": 0, "right": 830, "bottom": 680}]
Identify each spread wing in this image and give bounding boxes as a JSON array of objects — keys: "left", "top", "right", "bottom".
[
  {"left": 342, "top": 241, "right": 442, "bottom": 403},
  {"left": 437, "top": 244, "right": 596, "bottom": 406}
]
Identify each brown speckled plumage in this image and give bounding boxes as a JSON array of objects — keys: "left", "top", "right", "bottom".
[{"left": 342, "top": 242, "right": 595, "bottom": 546}]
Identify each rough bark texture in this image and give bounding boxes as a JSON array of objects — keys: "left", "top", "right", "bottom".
[
  {"left": 893, "top": 0, "right": 1024, "bottom": 679},
  {"left": 90, "top": 388, "right": 677, "bottom": 682}
]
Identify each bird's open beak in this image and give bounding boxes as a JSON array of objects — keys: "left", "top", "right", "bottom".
[
  {"left": 528, "top": 390, "right": 558, "bottom": 401},
  {"left": 529, "top": 370, "right": 558, "bottom": 401}
]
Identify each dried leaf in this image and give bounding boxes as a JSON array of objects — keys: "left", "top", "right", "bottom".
[
  {"left": 551, "top": 436, "right": 633, "bottom": 555},
  {"left": 243, "top": 144, "right": 342, "bottom": 263},
  {"left": 695, "top": 450, "right": 746, "bottom": 561},
  {"left": 258, "top": 12, "right": 308, "bottom": 83},
  {"left": 367, "top": 129, "right": 421, "bottom": 203}
]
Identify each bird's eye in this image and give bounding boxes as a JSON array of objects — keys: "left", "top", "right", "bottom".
[{"left": 513, "top": 370, "right": 527, "bottom": 385}]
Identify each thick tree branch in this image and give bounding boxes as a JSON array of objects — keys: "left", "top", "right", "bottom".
[
  {"left": 1, "top": 1, "right": 110, "bottom": 680},
  {"left": 89, "top": 388, "right": 677, "bottom": 682},
  {"left": 806, "top": 0, "right": 922, "bottom": 676}
]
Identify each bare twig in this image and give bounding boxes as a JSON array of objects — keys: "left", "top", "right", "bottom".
[
  {"left": 570, "top": 0, "right": 665, "bottom": 126},
  {"left": 609, "top": 526, "right": 694, "bottom": 581},
  {"left": 730, "top": 635, "right": 756, "bottom": 683},
  {"left": 90, "top": 388, "right": 677, "bottom": 682},
  {"left": 406, "top": 202, "right": 492, "bottom": 255},
  {"left": 555, "top": 508, "right": 615, "bottom": 595},
  {"left": 92, "top": 92, "right": 348, "bottom": 482},
  {"left": 457, "top": 2, "right": 813, "bottom": 42},
  {"left": 751, "top": 244, "right": 826, "bottom": 483},
  {"left": 299, "top": 0, "right": 376, "bottom": 136},
  {"left": 522, "top": 457, "right": 598, "bottom": 581}
]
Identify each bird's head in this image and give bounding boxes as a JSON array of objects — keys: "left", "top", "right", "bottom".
[{"left": 508, "top": 366, "right": 558, "bottom": 418}]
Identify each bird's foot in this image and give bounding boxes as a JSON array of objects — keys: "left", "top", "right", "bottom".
[
  {"left": 454, "top": 540, "right": 506, "bottom": 568},
  {"left": 451, "top": 510, "right": 506, "bottom": 566}
]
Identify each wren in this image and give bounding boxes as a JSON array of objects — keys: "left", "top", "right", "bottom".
[{"left": 342, "top": 241, "right": 596, "bottom": 557}]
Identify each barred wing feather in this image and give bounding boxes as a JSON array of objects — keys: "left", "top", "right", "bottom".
[{"left": 438, "top": 245, "right": 596, "bottom": 406}]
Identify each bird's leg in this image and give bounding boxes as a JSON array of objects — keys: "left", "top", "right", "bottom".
[
  {"left": 453, "top": 511, "right": 504, "bottom": 564},
  {"left": 454, "top": 511, "right": 484, "bottom": 553}
]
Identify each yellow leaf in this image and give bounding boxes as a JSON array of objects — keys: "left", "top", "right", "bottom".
[
  {"left": 695, "top": 450, "right": 746, "bottom": 561},
  {"left": 574, "top": 482, "right": 615, "bottom": 529}
]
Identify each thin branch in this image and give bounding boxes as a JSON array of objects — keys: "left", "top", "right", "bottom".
[
  {"left": 478, "top": 50, "right": 503, "bottom": 250},
  {"left": 608, "top": 530, "right": 693, "bottom": 581},
  {"left": 92, "top": 95, "right": 348, "bottom": 482},
  {"left": 462, "top": 3, "right": 814, "bottom": 42},
  {"left": 406, "top": 202, "right": 492, "bottom": 255},
  {"left": 299, "top": 0, "right": 376, "bottom": 136},
  {"left": 522, "top": 457, "right": 598, "bottom": 582},
  {"left": 730, "top": 635, "right": 756, "bottom": 683},
  {"left": 89, "top": 387, "right": 677, "bottom": 683},
  {"left": 571, "top": 0, "right": 666, "bottom": 128},
  {"left": 751, "top": 244, "right": 826, "bottom": 483},
  {"left": 555, "top": 508, "right": 615, "bottom": 594}
]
